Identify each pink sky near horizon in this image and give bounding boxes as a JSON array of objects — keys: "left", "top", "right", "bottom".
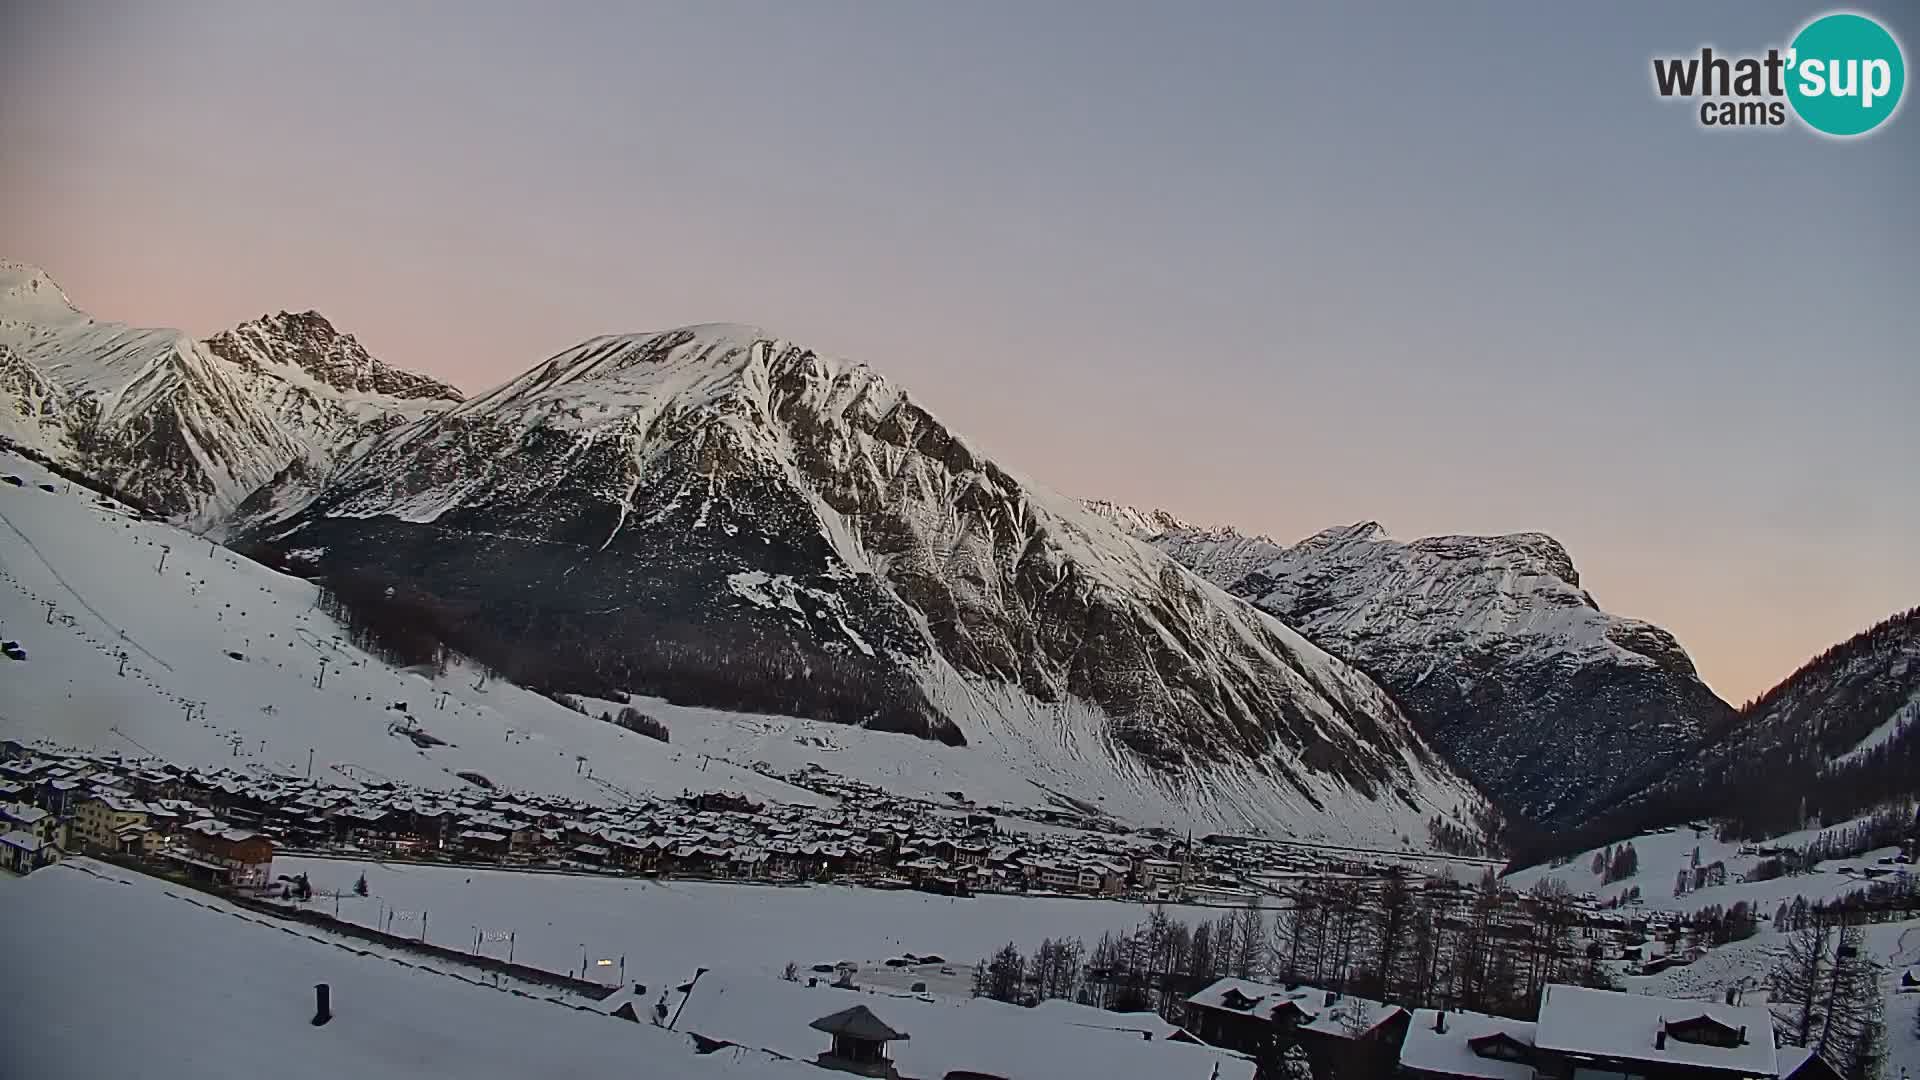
[{"left": 4, "top": 2, "right": 1914, "bottom": 704}]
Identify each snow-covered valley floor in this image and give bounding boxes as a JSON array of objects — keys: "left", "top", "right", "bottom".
[
  {"left": 0, "top": 858, "right": 808, "bottom": 1080},
  {"left": 278, "top": 853, "right": 1227, "bottom": 994}
]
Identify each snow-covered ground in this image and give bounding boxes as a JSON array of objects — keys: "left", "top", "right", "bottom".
[
  {"left": 1506, "top": 816, "right": 1919, "bottom": 1074},
  {"left": 2, "top": 857, "right": 1254, "bottom": 1080},
  {"left": 280, "top": 854, "right": 1235, "bottom": 994},
  {"left": 0, "top": 858, "right": 806, "bottom": 1080},
  {"left": 1506, "top": 816, "right": 1913, "bottom": 916},
  {"left": 1623, "top": 918, "right": 1920, "bottom": 1074}
]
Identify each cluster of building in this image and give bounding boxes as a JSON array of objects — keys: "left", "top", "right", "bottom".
[
  {"left": 1184, "top": 976, "right": 1843, "bottom": 1080},
  {"left": 625, "top": 967, "right": 1848, "bottom": 1080},
  {"left": 1, "top": 743, "right": 276, "bottom": 889},
  {"left": 8, "top": 740, "right": 1422, "bottom": 903}
]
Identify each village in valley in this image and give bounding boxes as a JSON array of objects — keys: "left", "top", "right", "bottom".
[{"left": 5, "top": 735, "right": 1916, "bottom": 1080}]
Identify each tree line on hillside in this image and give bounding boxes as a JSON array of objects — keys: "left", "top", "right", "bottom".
[
  {"left": 965, "top": 870, "right": 1612, "bottom": 1030},
  {"left": 1511, "top": 715, "right": 1920, "bottom": 872},
  {"left": 1507, "top": 608, "right": 1920, "bottom": 870},
  {"left": 275, "top": 564, "right": 962, "bottom": 743},
  {"left": 1738, "top": 607, "right": 1920, "bottom": 715}
]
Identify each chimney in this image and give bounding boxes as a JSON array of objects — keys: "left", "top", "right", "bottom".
[
  {"left": 1325, "top": 991, "right": 1338, "bottom": 1006},
  {"left": 1725, "top": 987, "right": 1739, "bottom": 1006},
  {"left": 312, "top": 983, "right": 333, "bottom": 1026},
  {"left": 1738, "top": 1025, "right": 1747, "bottom": 1044},
  {"left": 1435, "top": 1010, "right": 1447, "bottom": 1034},
  {"left": 1655, "top": 1030, "right": 1666, "bottom": 1050}
]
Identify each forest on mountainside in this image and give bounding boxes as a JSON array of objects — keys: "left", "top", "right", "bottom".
[
  {"left": 261, "top": 560, "right": 963, "bottom": 746},
  {"left": 1508, "top": 607, "right": 1920, "bottom": 868}
]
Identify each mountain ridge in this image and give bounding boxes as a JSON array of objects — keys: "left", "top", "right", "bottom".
[
  {"left": 0, "top": 261, "right": 463, "bottom": 527},
  {"left": 1085, "top": 501, "right": 1736, "bottom": 828},
  {"left": 233, "top": 322, "right": 1496, "bottom": 842},
  {"left": 0, "top": 269, "right": 1494, "bottom": 844},
  {"left": 1542, "top": 604, "right": 1920, "bottom": 860}
]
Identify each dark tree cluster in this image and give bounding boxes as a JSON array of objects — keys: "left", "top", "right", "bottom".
[
  {"left": 1587, "top": 842, "right": 1639, "bottom": 884},
  {"left": 574, "top": 627, "right": 962, "bottom": 746},
  {"left": 612, "top": 706, "right": 670, "bottom": 743},
  {"left": 1679, "top": 900, "right": 1757, "bottom": 946},
  {"left": 314, "top": 570, "right": 467, "bottom": 675},
  {"left": 0, "top": 436, "right": 164, "bottom": 518},
  {"left": 548, "top": 693, "right": 590, "bottom": 715},
  {"left": 1426, "top": 815, "right": 1494, "bottom": 857},
  {"left": 972, "top": 869, "right": 1612, "bottom": 1059},
  {"left": 292, "top": 559, "right": 963, "bottom": 747}
]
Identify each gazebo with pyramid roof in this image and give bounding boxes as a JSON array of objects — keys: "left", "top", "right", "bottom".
[{"left": 810, "top": 1004, "right": 909, "bottom": 1077}]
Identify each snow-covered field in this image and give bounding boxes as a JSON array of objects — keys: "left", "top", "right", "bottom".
[
  {"left": 0, "top": 859, "right": 805, "bottom": 1080},
  {"left": 3, "top": 858, "right": 1256, "bottom": 1080},
  {"left": 1506, "top": 816, "right": 1912, "bottom": 916},
  {"left": 281, "top": 854, "right": 1232, "bottom": 992}
]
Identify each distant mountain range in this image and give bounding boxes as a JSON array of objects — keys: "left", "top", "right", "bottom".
[
  {"left": 1545, "top": 605, "right": 1920, "bottom": 861},
  {"left": 0, "top": 261, "right": 1493, "bottom": 846},
  {"left": 0, "top": 263, "right": 459, "bottom": 526},
  {"left": 1082, "top": 505, "right": 1735, "bottom": 828},
  {"left": 7, "top": 256, "right": 1907, "bottom": 852}
]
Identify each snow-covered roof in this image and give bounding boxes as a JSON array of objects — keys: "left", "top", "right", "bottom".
[
  {"left": 1776, "top": 1046, "right": 1819, "bottom": 1078},
  {"left": 1, "top": 802, "right": 49, "bottom": 825},
  {"left": 1, "top": 830, "right": 49, "bottom": 852},
  {"left": 1534, "top": 984, "right": 1776, "bottom": 1076},
  {"left": 670, "top": 968, "right": 1254, "bottom": 1080},
  {"left": 1300, "top": 993, "right": 1402, "bottom": 1039},
  {"left": 1399, "top": 1009, "right": 1537, "bottom": 1080}
]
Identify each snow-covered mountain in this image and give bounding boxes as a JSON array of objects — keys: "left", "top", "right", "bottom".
[
  {"left": 1078, "top": 500, "right": 1286, "bottom": 589},
  {"left": 1087, "top": 507, "right": 1732, "bottom": 827},
  {"left": 1225, "top": 522, "right": 1734, "bottom": 828},
  {"left": 0, "top": 261, "right": 460, "bottom": 527},
  {"left": 236, "top": 325, "right": 1495, "bottom": 842},
  {"left": 1586, "top": 606, "right": 1920, "bottom": 845}
]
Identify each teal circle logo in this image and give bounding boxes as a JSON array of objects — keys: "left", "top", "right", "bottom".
[{"left": 1787, "top": 13, "right": 1905, "bottom": 136}]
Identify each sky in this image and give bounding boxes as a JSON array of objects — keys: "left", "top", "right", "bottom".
[{"left": 2, "top": 2, "right": 1914, "bottom": 702}]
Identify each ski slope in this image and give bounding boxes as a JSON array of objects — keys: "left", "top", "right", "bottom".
[{"left": 0, "top": 450, "right": 821, "bottom": 807}]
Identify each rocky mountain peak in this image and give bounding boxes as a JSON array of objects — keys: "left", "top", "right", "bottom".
[
  {"left": 206, "top": 311, "right": 462, "bottom": 402},
  {"left": 0, "top": 260, "right": 79, "bottom": 317}
]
